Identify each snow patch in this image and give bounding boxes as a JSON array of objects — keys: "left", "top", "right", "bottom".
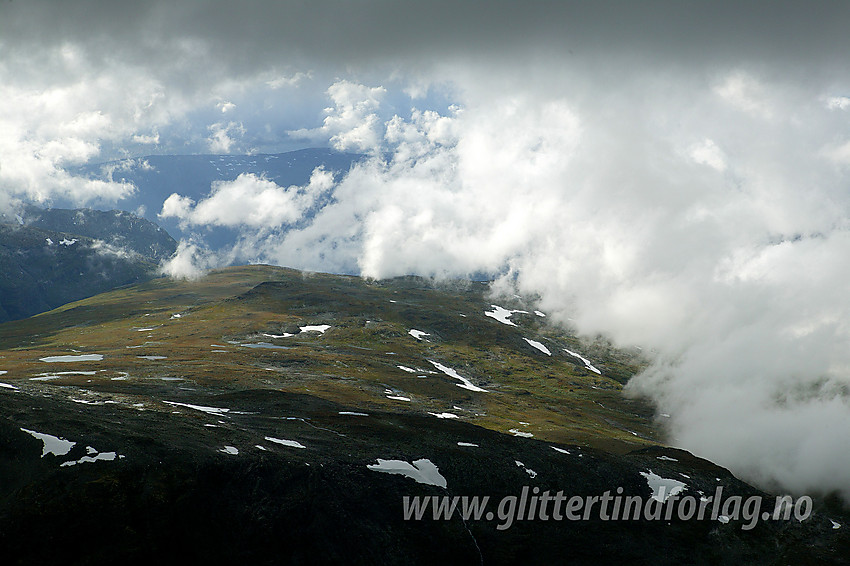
[
  {"left": 523, "top": 338, "right": 551, "bottom": 355},
  {"left": 563, "top": 348, "right": 602, "bottom": 374},
  {"left": 408, "top": 329, "right": 430, "bottom": 340},
  {"left": 21, "top": 428, "right": 76, "bottom": 457},
  {"left": 428, "top": 360, "right": 487, "bottom": 392},
  {"left": 508, "top": 429, "right": 534, "bottom": 438},
  {"left": 219, "top": 446, "right": 239, "bottom": 455},
  {"left": 640, "top": 470, "right": 686, "bottom": 502},
  {"left": 300, "top": 325, "right": 331, "bottom": 334},
  {"left": 164, "top": 401, "right": 230, "bottom": 415},
  {"left": 367, "top": 458, "right": 447, "bottom": 488},
  {"left": 61, "top": 447, "right": 122, "bottom": 467},
  {"left": 264, "top": 437, "right": 306, "bottom": 449},
  {"left": 515, "top": 460, "right": 538, "bottom": 478},
  {"left": 70, "top": 398, "right": 116, "bottom": 405},
  {"left": 484, "top": 305, "right": 527, "bottom": 326}
]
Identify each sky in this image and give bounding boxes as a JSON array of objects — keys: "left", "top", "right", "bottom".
[{"left": 3, "top": 0, "right": 850, "bottom": 499}]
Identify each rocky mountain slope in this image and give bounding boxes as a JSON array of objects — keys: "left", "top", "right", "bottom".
[
  {"left": 0, "top": 265, "right": 846, "bottom": 564},
  {"left": 19, "top": 205, "right": 177, "bottom": 262}
]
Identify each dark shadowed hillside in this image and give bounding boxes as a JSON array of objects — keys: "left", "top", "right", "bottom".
[{"left": 0, "top": 208, "right": 176, "bottom": 322}]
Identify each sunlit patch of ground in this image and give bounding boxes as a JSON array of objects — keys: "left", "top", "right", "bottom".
[{"left": 0, "top": 265, "right": 657, "bottom": 452}]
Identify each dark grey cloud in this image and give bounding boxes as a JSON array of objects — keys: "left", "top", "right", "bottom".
[{"left": 4, "top": 0, "right": 850, "bottom": 77}]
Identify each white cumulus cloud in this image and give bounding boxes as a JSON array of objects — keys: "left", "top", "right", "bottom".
[
  {"left": 289, "top": 80, "right": 387, "bottom": 153},
  {"left": 207, "top": 121, "right": 245, "bottom": 153},
  {"left": 159, "top": 168, "right": 334, "bottom": 229}
]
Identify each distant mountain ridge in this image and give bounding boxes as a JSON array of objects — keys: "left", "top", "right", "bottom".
[
  {"left": 0, "top": 207, "right": 176, "bottom": 322},
  {"left": 0, "top": 148, "right": 361, "bottom": 322},
  {"left": 70, "top": 148, "right": 363, "bottom": 250}
]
